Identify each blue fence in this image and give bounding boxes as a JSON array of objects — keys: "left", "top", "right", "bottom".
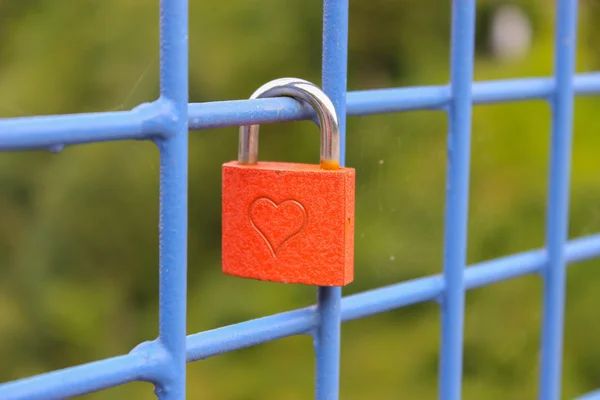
[{"left": 0, "top": 0, "right": 598, "bottom": 399}]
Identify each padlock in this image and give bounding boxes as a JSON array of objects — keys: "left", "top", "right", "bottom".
[{"left": 222, "top": 77, "right": 355, "bottom": 286}]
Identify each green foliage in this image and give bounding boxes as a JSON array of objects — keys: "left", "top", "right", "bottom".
[{"left": 0, "top": 1, "right": 600, "bottom": 399}]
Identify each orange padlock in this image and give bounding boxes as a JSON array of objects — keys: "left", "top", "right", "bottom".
[{"left": 222, "top": 78, "right": 355, "bottom": 286}]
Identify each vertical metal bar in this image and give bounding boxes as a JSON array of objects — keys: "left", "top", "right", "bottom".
[
  {"left": 321, "top": 0, "right": 348, "bottom": 167},
  {"left": 157, "top": 0, "right": 189, "bottom": 398},
  {"left": 315, "top": 1, "right": 348, "bottom": 399},
  {"left": 439, "top": 1, "right": 476, "bottom": 399},
  {"left": 539, "top": 1, "right": 578, "bottom": 399},
  {"left": 315, "top": 287, "right": 342, "bottom": 400}
]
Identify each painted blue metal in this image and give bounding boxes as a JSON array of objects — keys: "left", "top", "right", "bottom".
[
  {"left": 1, "top": 72, "right": 599, "bottom": 150},
  {"left": 539, "top": 0, "right": 579, "bottom": 399},
  {"left": 438, "top": 2, "right": 476, "bottom": 399},
  {"left": 0, "top": 0, "right": 597, "bottom": 399},
  {"left": 155, "top": 0, "right": 189, "bottom": 398},
  {"left": 1, "top": 232, "right": 600, "bottom": 398},
  {"left": 577, "top": 390, "right": 600, "bottom": 400},
  {"left": 0, "top": 103, "right": 166, "bottom": 150},
  {"left": 0, "top": 352, "right": 159, "bottom": 400},
  {"left": 314, "top": 1, "right": 349, "bottom": 399},
  {"left": 0, "top": 73, "right": 599, "bottom": 150}
]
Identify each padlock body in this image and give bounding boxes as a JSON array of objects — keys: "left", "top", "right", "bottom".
[{"left": 222, "top": 161, "right": 355, "bottom": 286}]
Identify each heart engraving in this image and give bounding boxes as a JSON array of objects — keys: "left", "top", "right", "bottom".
[{"left": 249, "top": 197, "right": 308, "bottom": 256}]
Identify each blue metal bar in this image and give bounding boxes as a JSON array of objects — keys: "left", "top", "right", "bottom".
[
  {"left": 314, "top": 1, "right": 348, "bottom": 399},
  {"left": 184, "top": 232, "right": 600, "bottom": 360},
  {"left": 1, "top": 73, "right": 600, "bottom": 150},
  {"left": 0, "top": 352, "right": 161, "bottom": 400},
  {"left": 156, "top": 0, "right": 189, "bottom": 398},
  {"left": 314, "top": 288, "right": 342, "bottom": 399},
  {"left": 0, "top": 101, "right": 169, "bottom": 151},
  {"left": 186, "top": 307, "right": 318, "bottom": 361},
  {"left": 576, "top": 390, "right": 600, "bottom": 400},
  {"left": 2, "top": 233, "right": 600, "bottom": 399},
  {"left": 186, "top": 73, "right": 600, "bottom": 130},
  {"left": 539, "top": 0, "right": 578, "bottom": 399},
  {"left": 440, "top": 1, "right": 476, "bottom": 399},
  {"left": 188, "top": 232, "right": 600, "bottom": 361}
]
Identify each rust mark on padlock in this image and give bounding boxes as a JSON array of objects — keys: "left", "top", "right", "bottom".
[{"left": 222, "top": 78, "right": 355, "bottom": 286}]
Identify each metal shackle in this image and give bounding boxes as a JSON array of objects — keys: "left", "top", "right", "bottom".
[{"left": 238, "top": 78, "right": 341, "bottom": 170}]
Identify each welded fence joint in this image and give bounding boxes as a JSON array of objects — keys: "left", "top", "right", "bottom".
[
  {"left": 134, "top": 98, "right": 180, "bottom": 141},
  {"left": 128, "top": 339, "right": 174, "bottom": 384}
]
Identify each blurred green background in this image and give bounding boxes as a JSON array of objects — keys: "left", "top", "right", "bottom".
[{"left": 1, "top": 0, "right": 600, "bottom": 399}]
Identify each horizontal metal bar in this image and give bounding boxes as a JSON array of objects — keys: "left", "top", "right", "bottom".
[
  {"left": 1, "top": 74, "right": 599, "bottom": 150},
  {"left": 186, "top": 306, "right": 318, "bottom": 361},
  {"left": 0, "top": 100, "right": 171, "bottom": 151},
  {"left": 576, "top": 390, "right": 600, "bottom": 400},
  {"left": 188, "top": 72, "right": 600, "bottom": 129},
  {"left": 187, "top": 233, "right": 600, "bottom": 360},
  {"left": 0, "top": 350, "right": 162, "bottom": 400},
  {"left": 188, "top": 97, "right": 315, "bottom": 130},
  {"left": 1, "top": 233, "right": 599, "bottom": 398}
]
